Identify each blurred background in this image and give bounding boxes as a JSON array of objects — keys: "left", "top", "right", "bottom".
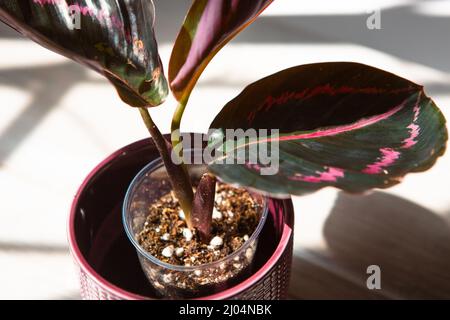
[{"left": 1, "top": 0, "right": 450, "bottom": 299}]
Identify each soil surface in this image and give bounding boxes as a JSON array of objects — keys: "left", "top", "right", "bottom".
[{"left": 136, "top": 183, "right": 261, "bottom": 266}]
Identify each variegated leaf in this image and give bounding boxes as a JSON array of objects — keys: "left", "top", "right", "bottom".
[
  {"left": 0, "top": 0, "right": 168, "bottom": 107},
  {"left": 169, "top": 0, "right": 273, "bottom": 102},
  {"left": 208, "top": 62, "right": 448, "bottom": 197}
]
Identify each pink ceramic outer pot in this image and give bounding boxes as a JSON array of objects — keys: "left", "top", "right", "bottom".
[{"left": 68, "top": 135, "right": 294, "bottom": 300}]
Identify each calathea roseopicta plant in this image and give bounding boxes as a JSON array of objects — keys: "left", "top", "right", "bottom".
[{"left": 0, "top": 0, "right": 447, "bottom": 244}]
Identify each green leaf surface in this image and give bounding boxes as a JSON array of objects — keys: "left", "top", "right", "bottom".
[
  {"left": 208, "top": 62, "right": 448, "bottom": 198},
  {"left": 0, "top": 0, "right": 168, "bottom": 107}
]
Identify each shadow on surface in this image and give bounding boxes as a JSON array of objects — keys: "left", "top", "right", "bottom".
[
  {"left": 153, "top": 1, "right": 450, "bottom": 73},
  {"left": 323, "top": 191, "right": 450, "bottom": 299},
  {"left": 0, "top": 241, "right": 67, "bottom": 253},
  {"left": 1, "top": 1, "right": 448, "bottom": 72},
  {"left": 0, "top": 20, "right": 22, "bottom": 38},
  {"left": 0, "top": 63, "right": 89, "bottom": 164},
  {"left": 289, "top": 251, "right": 386, "bottom": 299}
]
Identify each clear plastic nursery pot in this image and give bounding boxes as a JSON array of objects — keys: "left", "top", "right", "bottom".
[
  {"left": 68, "top": 134, "right": 294, "bottom": 300},
  {"left": 123, "top": 152, "right": 269, "bottom": 298}
]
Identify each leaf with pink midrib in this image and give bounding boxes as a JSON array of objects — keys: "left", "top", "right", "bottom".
[
  {"left": 208, "top": 62, "right": 448, "bottom": 197},
  {"left": 0, "top": 0, "right": 168, "bottom": 108}
]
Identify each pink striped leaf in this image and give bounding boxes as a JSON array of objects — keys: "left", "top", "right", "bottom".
[
  {"left": 208, "top": 62, "right": 448, "bottom": 197},
  {"left": 169, "top": 0, "right": 273, "bottom": 102},
  {"left": 0, "top": 0, "right": 168, "bottom": 108}
]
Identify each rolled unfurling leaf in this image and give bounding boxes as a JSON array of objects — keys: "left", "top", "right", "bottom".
[
  {"left": 169, "top": 0, "right": 274, "bottom": 102},
  {"left": 0, "top": 0, "right": 168, "bottom": 107},
  {"left": 208, "top": 62, "right": 448, "bottom": 197},
  {"left": 191, "top": 173, "right": 216, "bottom": 243}
]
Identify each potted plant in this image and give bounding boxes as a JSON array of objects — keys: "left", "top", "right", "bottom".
[{"left": 0, "top": 0, "right": 447, "bottom": 300}]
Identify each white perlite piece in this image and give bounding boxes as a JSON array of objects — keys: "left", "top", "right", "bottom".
[
  {"left": 175, "top": 247, "right": 184, "bottom": 257},
  {"left": 162, "top": 246, "right": 174, "bottom": 258},
  {"left": 153, "top": 281, "right": 164, "bottom": 289},
  {"left": 215, "top": 194, "right": 223, "bottom": 204},
  {"left": 162, "top": 274, "right": 172, "bottom": 284},
  {"left": 160, "top": 233, "right": 170, "bottom": 241},
  {"left": 194, "top": 270, "right": 202, "bottom": 277},
  {"left": 209, "top": 236, "right": 223, "bottom": 248},
  {"left": 212, "top": 208, "right": 223, "bottom": 220},
  {"left": 183, "top": 228, "right": 193, "bottom": 241},
  {"left": 243, "top": 235, "right": 249, "bottom": 242},
  {"left": 245, "top": 248, "right": 254, "bottom": 261},
  {"left": 178, "top": 209, "right": 185, "bottom": 220}
]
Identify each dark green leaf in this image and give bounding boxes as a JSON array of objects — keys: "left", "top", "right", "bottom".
[
  {"left": 208, "top": 62, "right": 448, "bottom": 197},
  {"left": 0, "top": 0, "right": 168, "bottom": 107}
]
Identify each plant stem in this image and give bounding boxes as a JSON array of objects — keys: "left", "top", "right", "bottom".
[
  {"left": 139, "top": 107, "right": 194, "bottom": 228},
  {"left": 171, "top": 94, "right": 190, "bottom": 151},
  {"left": 170, "top": 95, "right": 218, "bottom": 243}
]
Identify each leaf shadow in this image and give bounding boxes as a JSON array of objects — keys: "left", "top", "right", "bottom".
[
  {"left": 152, "top": 0, "right": 450, "bottom": 75},
  {"left": 0, "top": 62, "right": 88, "bottom": 164},
  {"left": 322, "top": 191, "right": 450, "bottom": 299}
]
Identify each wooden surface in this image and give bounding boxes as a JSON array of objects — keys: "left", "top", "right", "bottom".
[{"left": 290, "top": 192, "right": 450, "bottom": 299}]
